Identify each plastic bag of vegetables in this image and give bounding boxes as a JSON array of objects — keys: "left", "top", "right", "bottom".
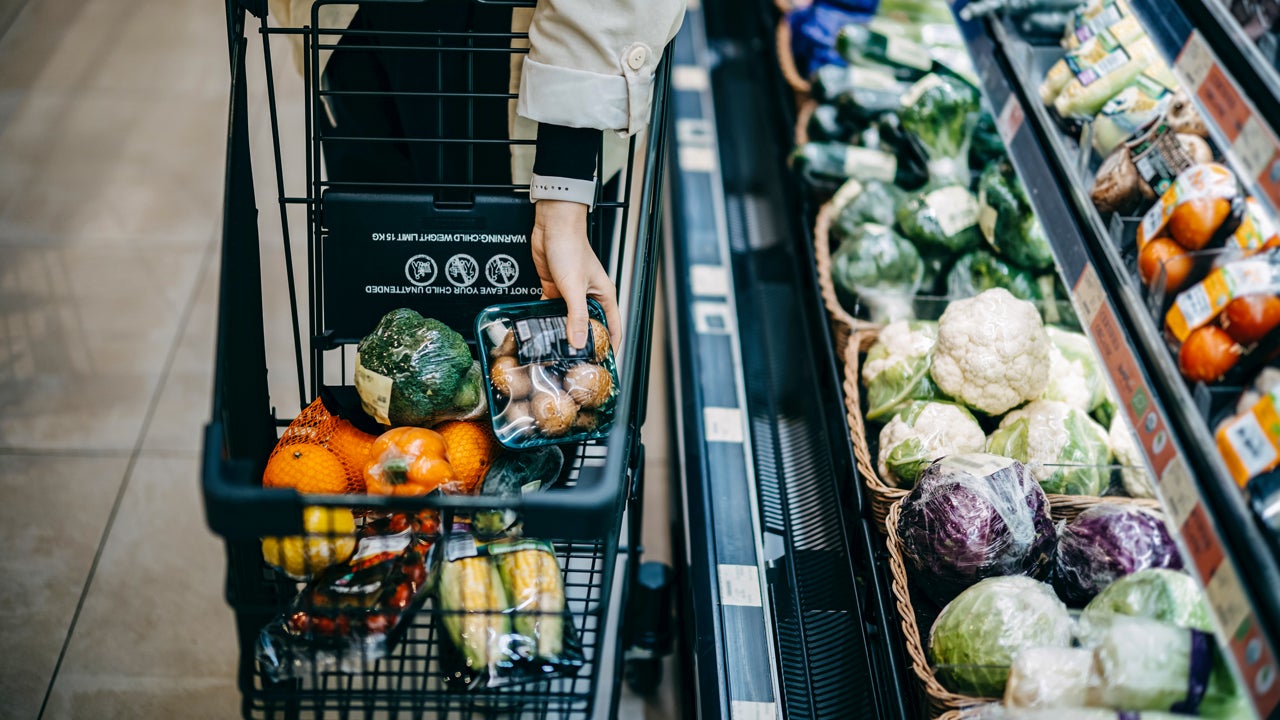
[
  {"left": 977, "top": 160, "right": 1055, "bottom": 272},
  {"left": 1081, "top": 568, "right": 1214, "bottom": 633},
  {"left": 897, "top": 454, "right": 1057, "bottom": 606},
  {"left": 877, "top": 401, "right": 986, "bottom": 487},
  {"left": 831, "top": 223, "right": 924, "bottom": 323},
  {"left": 987, "top": 399, "right": 1113, "bottom": 495},
  {"left": 829, "top": 179, "right": 901, "bottom": 243},
  {"left": 896, "top": 185, "right": 983, "bottom": 256},
  {"left": 946, "top": 250, "right": 1041, "bottom": 302},
  {"left": 1074, "top": 614, "right": 1247, "bottom": 718},
  {"left": 1051, "top": 504, "right": 1182, "bottom": 605},
  {"left": 899, "top": 73, "right": 979, "bottom": 187},
  {"left": 928, "top": 576, "right": 1073, "bottom": 697},
  {"left": 356, "top": 308, "right": 486, "bottom": 427},
  {"left": 861, "top": 319, "right": 945, "bottom": 421}
]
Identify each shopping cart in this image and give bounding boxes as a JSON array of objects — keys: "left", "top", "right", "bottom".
[{"left": 204, "top": 1, "right": 671, "bottom": 717}]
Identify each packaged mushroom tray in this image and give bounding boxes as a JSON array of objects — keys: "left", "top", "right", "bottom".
[{"left": 476, "top": 300, "right": 619, "bottom": 449}]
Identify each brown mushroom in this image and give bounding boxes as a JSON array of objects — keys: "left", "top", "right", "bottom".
[
  {"left": 530, "top": 389, "right": 579, "bottom": 437},
  {"left": 564, "top": 363, "right": 615, "bottom": 410},
  {"left": 490, "top": 355, "right": 532, "bottom": 399}
]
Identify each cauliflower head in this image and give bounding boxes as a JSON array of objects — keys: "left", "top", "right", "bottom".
[
  {"left": 987, "top": 399, "right": 1113, "bottom": 495},
  {"left": 931, "top": 288, "right": 1051, "bottom": 415},
  {"left": 1040, "top": 327, "right": 1106, "bottom": 412},
  {"left": 862, "top": 321, "right": 944, "bottom": 420},
  {"left": 1110, "top": 415, "right": 1156, "bottom": 499},
  {"left": 877, "top": 401, "right": 986, "bottom": 487}
]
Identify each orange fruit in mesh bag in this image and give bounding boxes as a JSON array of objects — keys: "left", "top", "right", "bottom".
[
  {"left": 263, "top": 442, "right": 350, "bottom": 494},
  {"left": 434, "top": 420, "right": 499, "bottom": 493},
  {"left": 326, "top": 419, "right": 377, "bottom": 470}
]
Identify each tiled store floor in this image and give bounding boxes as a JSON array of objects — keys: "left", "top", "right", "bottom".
[{"left": 0, "top": 0, "right": 677, "bottom": 718}]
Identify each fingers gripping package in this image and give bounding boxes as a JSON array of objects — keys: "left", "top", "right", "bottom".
[{"left": 476, "top": 300, "right": 619, "bottom": 449}]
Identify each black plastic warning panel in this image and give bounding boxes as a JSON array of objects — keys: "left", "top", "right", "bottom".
[{"left": 321, "top": 191, "right": 541, "bottom": 343}]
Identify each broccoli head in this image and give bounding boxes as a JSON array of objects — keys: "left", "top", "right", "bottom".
[
  {"left": 899, "top": 74, "right": 979, "bottom": 185},
  {"left": 356, "top": 308, "right": 474, "bottom": 426}
]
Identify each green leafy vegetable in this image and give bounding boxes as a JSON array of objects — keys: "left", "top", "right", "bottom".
[
  {"left": 899, "top": 74, "right": 980, "bottom": 186},
  {"left": 946, "top": 250, "right": 1041, "bottom": 301},
  {"left": 355, "top": 308, "right": 476, "bottom": 426}
]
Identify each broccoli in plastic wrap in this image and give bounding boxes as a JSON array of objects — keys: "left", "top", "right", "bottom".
[{"left": 355, "top": 309, "right": 482, "bottom": 427}]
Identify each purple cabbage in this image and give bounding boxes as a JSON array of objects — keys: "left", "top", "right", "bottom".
[
  {"left": 1052, "top": 503, "right": 1183, "bottom": 606},
  {"left": 897, "top": 454, "right": 1056, "bottom": 607}
]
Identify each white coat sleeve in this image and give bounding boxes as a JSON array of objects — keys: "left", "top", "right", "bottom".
[{"left": 517, "top": 0, "right": 687, "bottom": 137}]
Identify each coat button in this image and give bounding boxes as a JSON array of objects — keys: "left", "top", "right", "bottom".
[{"left": 627, "top": 46, "right": 647, "bottom": 71}]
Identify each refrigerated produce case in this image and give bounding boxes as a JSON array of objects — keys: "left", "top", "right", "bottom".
[{"left": 672, "top": 0, "right": 1280, "bottom": 717}]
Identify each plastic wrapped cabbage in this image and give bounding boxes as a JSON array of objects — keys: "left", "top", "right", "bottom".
[
  {"left": 986, "top": 400, "right": 1113, "bottom": 496},
  {"left": 831, "top": 223, "right": 924, "bottom": 323},
  {"left": 897, "top": 454, "right": 1056, "bottom": 606},
  {"left": 877, "top": 401, "right": 986, "bottom": 487},
  {"left": 977, "top": 710, "right": 1191, "bottom": 720},
  {"left": 1041, "top": 328, "right": 1107, "bottom": 414},
  {"left": 830, "top": 179, "right": 901, "bottom": 243},
  {"left": 1082, "top": 568, "right": 1213, "bottom": 633},
  {"left": 1110, "top": 415, "right": 1157, "bottom": 499},
  {"left": 928, "top": 576, "right": 1073, "bottom": 697},
  {"left": 1052, "top": 504, "right": 1183, "bottom": 606},
  {"left": 1077, "top": 614, "right": 1247, "bottom": 718},
  {"left": 862, "top": 320, "right": 945, "bottom": 421}
]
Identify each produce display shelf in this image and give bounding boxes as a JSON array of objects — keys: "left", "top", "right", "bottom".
[
  {"left": 667, "top": 1, "right": 907, "bottom": 718},
  {"left": 1128, "top": 0, "right": 1280, "bottom": 240},
  {"left": 952, "top": 1, "right": 1280, "bottom": 716}
]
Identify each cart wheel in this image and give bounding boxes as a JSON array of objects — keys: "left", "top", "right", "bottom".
[
  {"left": 622, "top": 562, "right": 674, "bottom": 695},
  {"left": 624, "top": 655, "right": 664, "bottom": 695}
]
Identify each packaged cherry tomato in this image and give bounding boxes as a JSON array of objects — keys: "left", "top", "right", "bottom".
[
  {"left": 255, "top": 515, "right": 433, "bottom": 681},
  {"left": 475, "top": 300, "right": 619, "bottom": 449}
]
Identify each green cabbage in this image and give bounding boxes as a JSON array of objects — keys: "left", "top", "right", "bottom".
[
  {"left": 1082, "top": 568, "right": 1213, "bottom": 633},
  {"left": 831, "top": 223, "right": 924, "bottom": 323},
  {"left": 929, "top": 576, "right": 1073, "bottom": 697}
]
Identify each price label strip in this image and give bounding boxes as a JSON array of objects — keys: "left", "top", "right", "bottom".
[{"left": 1076, "top": 263, "right": 1280, "bottom": 715}]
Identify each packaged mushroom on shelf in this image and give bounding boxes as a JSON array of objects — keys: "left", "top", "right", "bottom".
[{"left": 475, "top": 300, "right": 619, "bottom": 449}]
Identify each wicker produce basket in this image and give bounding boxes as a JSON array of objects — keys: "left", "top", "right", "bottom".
[
  {"left": 886, "top": 500, "right": 993, "bottom": 717},
  {"left": 795, "top": 98, "right": 817, "bottom": 148},
  {"left": 844, "top": 330, "right": 1163, "bottom": 533},
  {"left": 777, "top": 18, "right": 811, "bottom": 105}
]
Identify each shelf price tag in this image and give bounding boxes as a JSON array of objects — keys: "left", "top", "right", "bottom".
[
  {"left": 1158, "top": 456, "right": 1198, "bottom": 529},
  {"left": 1181, "top": 504, "right": 1225, "bottom": 581},
  {"left": 997, "top": 94, "right": 1024, "bottom": 146},
  {"left": 1206, "top": 561, "right": 1251, "bottom": 644}
]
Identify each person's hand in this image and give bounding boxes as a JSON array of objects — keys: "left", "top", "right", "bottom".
[{"left": 530, "top": 199, "right": 623, "bottom": 351}]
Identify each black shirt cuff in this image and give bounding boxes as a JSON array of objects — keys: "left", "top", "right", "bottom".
[{"left": 533, "top": 123, "right": 601, "bottom": 182}]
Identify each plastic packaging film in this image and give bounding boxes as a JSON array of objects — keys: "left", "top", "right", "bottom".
[
  {"left": 475, "top": 300, "right": 619, "bottom": 449},
  {"left": 897, "top": 454, "right": 1056, "bottom": 606}
]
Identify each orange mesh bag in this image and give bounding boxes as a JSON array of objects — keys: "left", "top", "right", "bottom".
[
  {"left": 262, "top": 398, "right": 376, "bottom": 494},
  {"left": 434, "top": 420, "right": 500, "bottom": 494}
]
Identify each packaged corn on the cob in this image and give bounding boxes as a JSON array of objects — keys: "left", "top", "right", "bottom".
[{"left": 432, "top": 532, "right": 584, "bottom": 689}]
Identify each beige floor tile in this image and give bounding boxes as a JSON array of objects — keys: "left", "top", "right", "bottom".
[
  {"left": 42, "top": 453, "right": 240, "bottom": 720},
  {"left": 78, "top": 0, "right": 226, "bottom": 102},
  {"left": 0, "top": 245, "right": 205, "bottom": 450},
  {"left": 0, "top": 0, "right": 112, "bottom": 94},
  {"left": 0, "top": 454, "right": 129, "bottom": 720},
  {"left": 0, "top": 92, "right": 226, "bottom": 248}
]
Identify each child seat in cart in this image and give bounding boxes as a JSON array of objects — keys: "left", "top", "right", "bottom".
[{"left": 204, "top": 0, "right": 673, "bottom": 717}]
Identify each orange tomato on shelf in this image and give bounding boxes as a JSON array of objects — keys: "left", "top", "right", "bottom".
[
  {"left": 1167, "top": 197, "right": 1234, "bottom": 250},
  {"left": 364, "top": 427, "right": 457, "bottom": 496},
  {"left": 1178, "top": 326, "right": 1242, "bottom": 384},
  {"left": 1138, "top": 237, "right": 1194, "bottom": 291},
  {"left": 1220, "top": 295, "right": 1280, "bottom": 346}
]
